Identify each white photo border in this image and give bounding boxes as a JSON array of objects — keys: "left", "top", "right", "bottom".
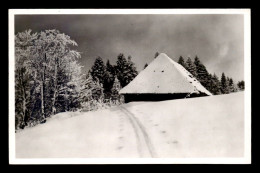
[{"left": 8, "top": 9, "right": 251, "bottom": 164}]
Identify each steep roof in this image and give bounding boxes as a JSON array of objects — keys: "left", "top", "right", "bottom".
[{"left": 119, "top": 53, "right": 212, "bottom": 96}]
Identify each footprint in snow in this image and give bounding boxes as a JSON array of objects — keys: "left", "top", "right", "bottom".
[
  {"left": 161, "top": 130, "right": 166, "bottom": 134},
  {"left": 118, "top": 136, "right": 124, "bottom": 140},
  {"left": 167, "top": 140, "right": 178, "bottom": 144},
  {"left": 154, "top": 124, "right": 159, "bottom": 126},
  {"left": 172, "top": 140, "right": 178, "bottom": 144},
  {"left": 117, "top": 146, "right": 124, "bottom": 150}
]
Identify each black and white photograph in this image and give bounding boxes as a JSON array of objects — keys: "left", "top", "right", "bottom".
[{"left": 8, "top": 9, "right": 251, "bottom": 164}]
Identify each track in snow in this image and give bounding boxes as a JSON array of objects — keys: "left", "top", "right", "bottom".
[{"left": 119, "top": 106, "right": 157, "bottom": 158}]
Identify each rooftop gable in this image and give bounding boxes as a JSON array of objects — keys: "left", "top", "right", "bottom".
[{"left": 119, "top": 53, "right": 212, "bottom": 96}]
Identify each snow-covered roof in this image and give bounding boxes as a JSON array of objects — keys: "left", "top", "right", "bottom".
[{"left": 119, "top": 53, "right": 212, "bottom": 96}]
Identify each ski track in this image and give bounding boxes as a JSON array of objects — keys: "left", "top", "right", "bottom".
[{"left": 119, "top": 106, "right": 157, "bottom": 158}]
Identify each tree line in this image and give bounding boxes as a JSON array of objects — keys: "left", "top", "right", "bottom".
[
  {"left": 82, "top": 53, "right": 138, "bottom": 110},
  {"left": 176, "top": 55, "right": 245, "bottom": 95},
  {"left": 15, "top": 29, "right": 138, "bottom": 130},
  {"left": 14, "top": 29, "right": 244, "bottom": 130}
]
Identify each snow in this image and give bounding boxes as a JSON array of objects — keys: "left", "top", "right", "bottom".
[
  {"left": 16, "top": 109, "right": 139, "bottom": 158},
  {"left": 16, "top": 92, "right": 243, "bottom": 158},
  {"left": 119, "top": 53, "right": 212, "bottom": 96},
  {"left": 123, "top": 92, "right": 244, "bottom": 157}
]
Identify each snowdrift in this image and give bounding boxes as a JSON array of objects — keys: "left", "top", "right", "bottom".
[{"left": 16, "top": 92, "right": 244, "bottom": 158}]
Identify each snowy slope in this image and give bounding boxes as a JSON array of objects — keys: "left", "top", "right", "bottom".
[
  {"left": 16, "top": 109, "right": 140, "bottom": 158},
  {"left": 120, "top": 53, "right": 212, "bottom": 96},
  {"left": 16, "top": 92, "right": 243, "bottom": 158},
  {"left": 123, "top": 92, "right": 244, "bottom": 157}
]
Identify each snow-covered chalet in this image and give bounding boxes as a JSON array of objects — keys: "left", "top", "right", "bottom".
[{"left": 119, "top": 53, "right": 212, "bottom": 103}]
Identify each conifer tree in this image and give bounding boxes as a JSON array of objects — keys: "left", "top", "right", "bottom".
[
  {"left": 237, "top": 80, "right": 245, "bottom": 91},
  {"left": 194, "top": 56, "right": 210, "bottom": 89},
  {"left": 221, "top": 73, "right": 228, "bottom": 94},
  {"left": 154, "top": 52, "right": 159, "bottom": 58},
  {"left": 226, "top": 77, "right": 230, "bottom": 93},
  {"left": 115, "top": 53, "right": 128, "bottom": 87},
  {"left": 227, "top": 77, "right": 237, "bottom": 93},
  {"left": 185, "top": 57, "right": 197, "bottom": 78},
  {"left": 126, "top": 56, "right": 138, "bottom": 85},
  {"left": 178, "top": 56, "right": 186, "bottom": 69},
  {"left": 106, "top": 60, "right": 115, "bottom": 76},
  {"left": 213, "top": 73, "right": 222, "bottom": 95},
  {"left": 103, "top": 60, "right": 115, "bottom": 98},
  {"left": 90, "top": 56, "right": 106, "bottom": 85},
  {"left": 144, "top": 63, "right": 148, "bottom": 69},
  {"left": 208, "top": 73, "right": 221, "bottom": 95},
  {"left": 115, "top": 54, "right": 138, "bottom": 87}
]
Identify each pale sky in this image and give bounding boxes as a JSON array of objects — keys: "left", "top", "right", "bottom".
[{"left": 15, "top": 14, "right": 244, "bottom": 82}]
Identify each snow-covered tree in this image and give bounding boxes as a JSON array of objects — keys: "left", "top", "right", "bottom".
[
  {"left": 79, "top": 72, "right": 105, "bottom": 111},
  {"left": 15, "top": 67, "right": 32, "bottom": 128},
  {"left": 15, "top": 29, "right": 82, "bottom": 128},
  {"left": 48, "top": 31, "right": 81, "bottom": 115},
  {"left": 92, "top": 79, "right": 104, "bottom": 102},
  {"left": 15, "top": 29, "right": 38, "bottom": 128},
  {"left": 111, "top": 76, "right": 123, "bottom": 104},
  {"left": 64, "top": 61, "right": 83, "bottom": 111},
  {"left": 79, "top": 72, "right": 94, "bottom": 103}
]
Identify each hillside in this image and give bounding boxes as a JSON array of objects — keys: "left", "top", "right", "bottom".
[{"left": 16, "top": 92, "right": 244, "bottom": 158}]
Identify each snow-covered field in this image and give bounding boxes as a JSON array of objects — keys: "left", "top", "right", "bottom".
[{"left": 16, "top": 92, "right": 244, "bottom": 158}]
